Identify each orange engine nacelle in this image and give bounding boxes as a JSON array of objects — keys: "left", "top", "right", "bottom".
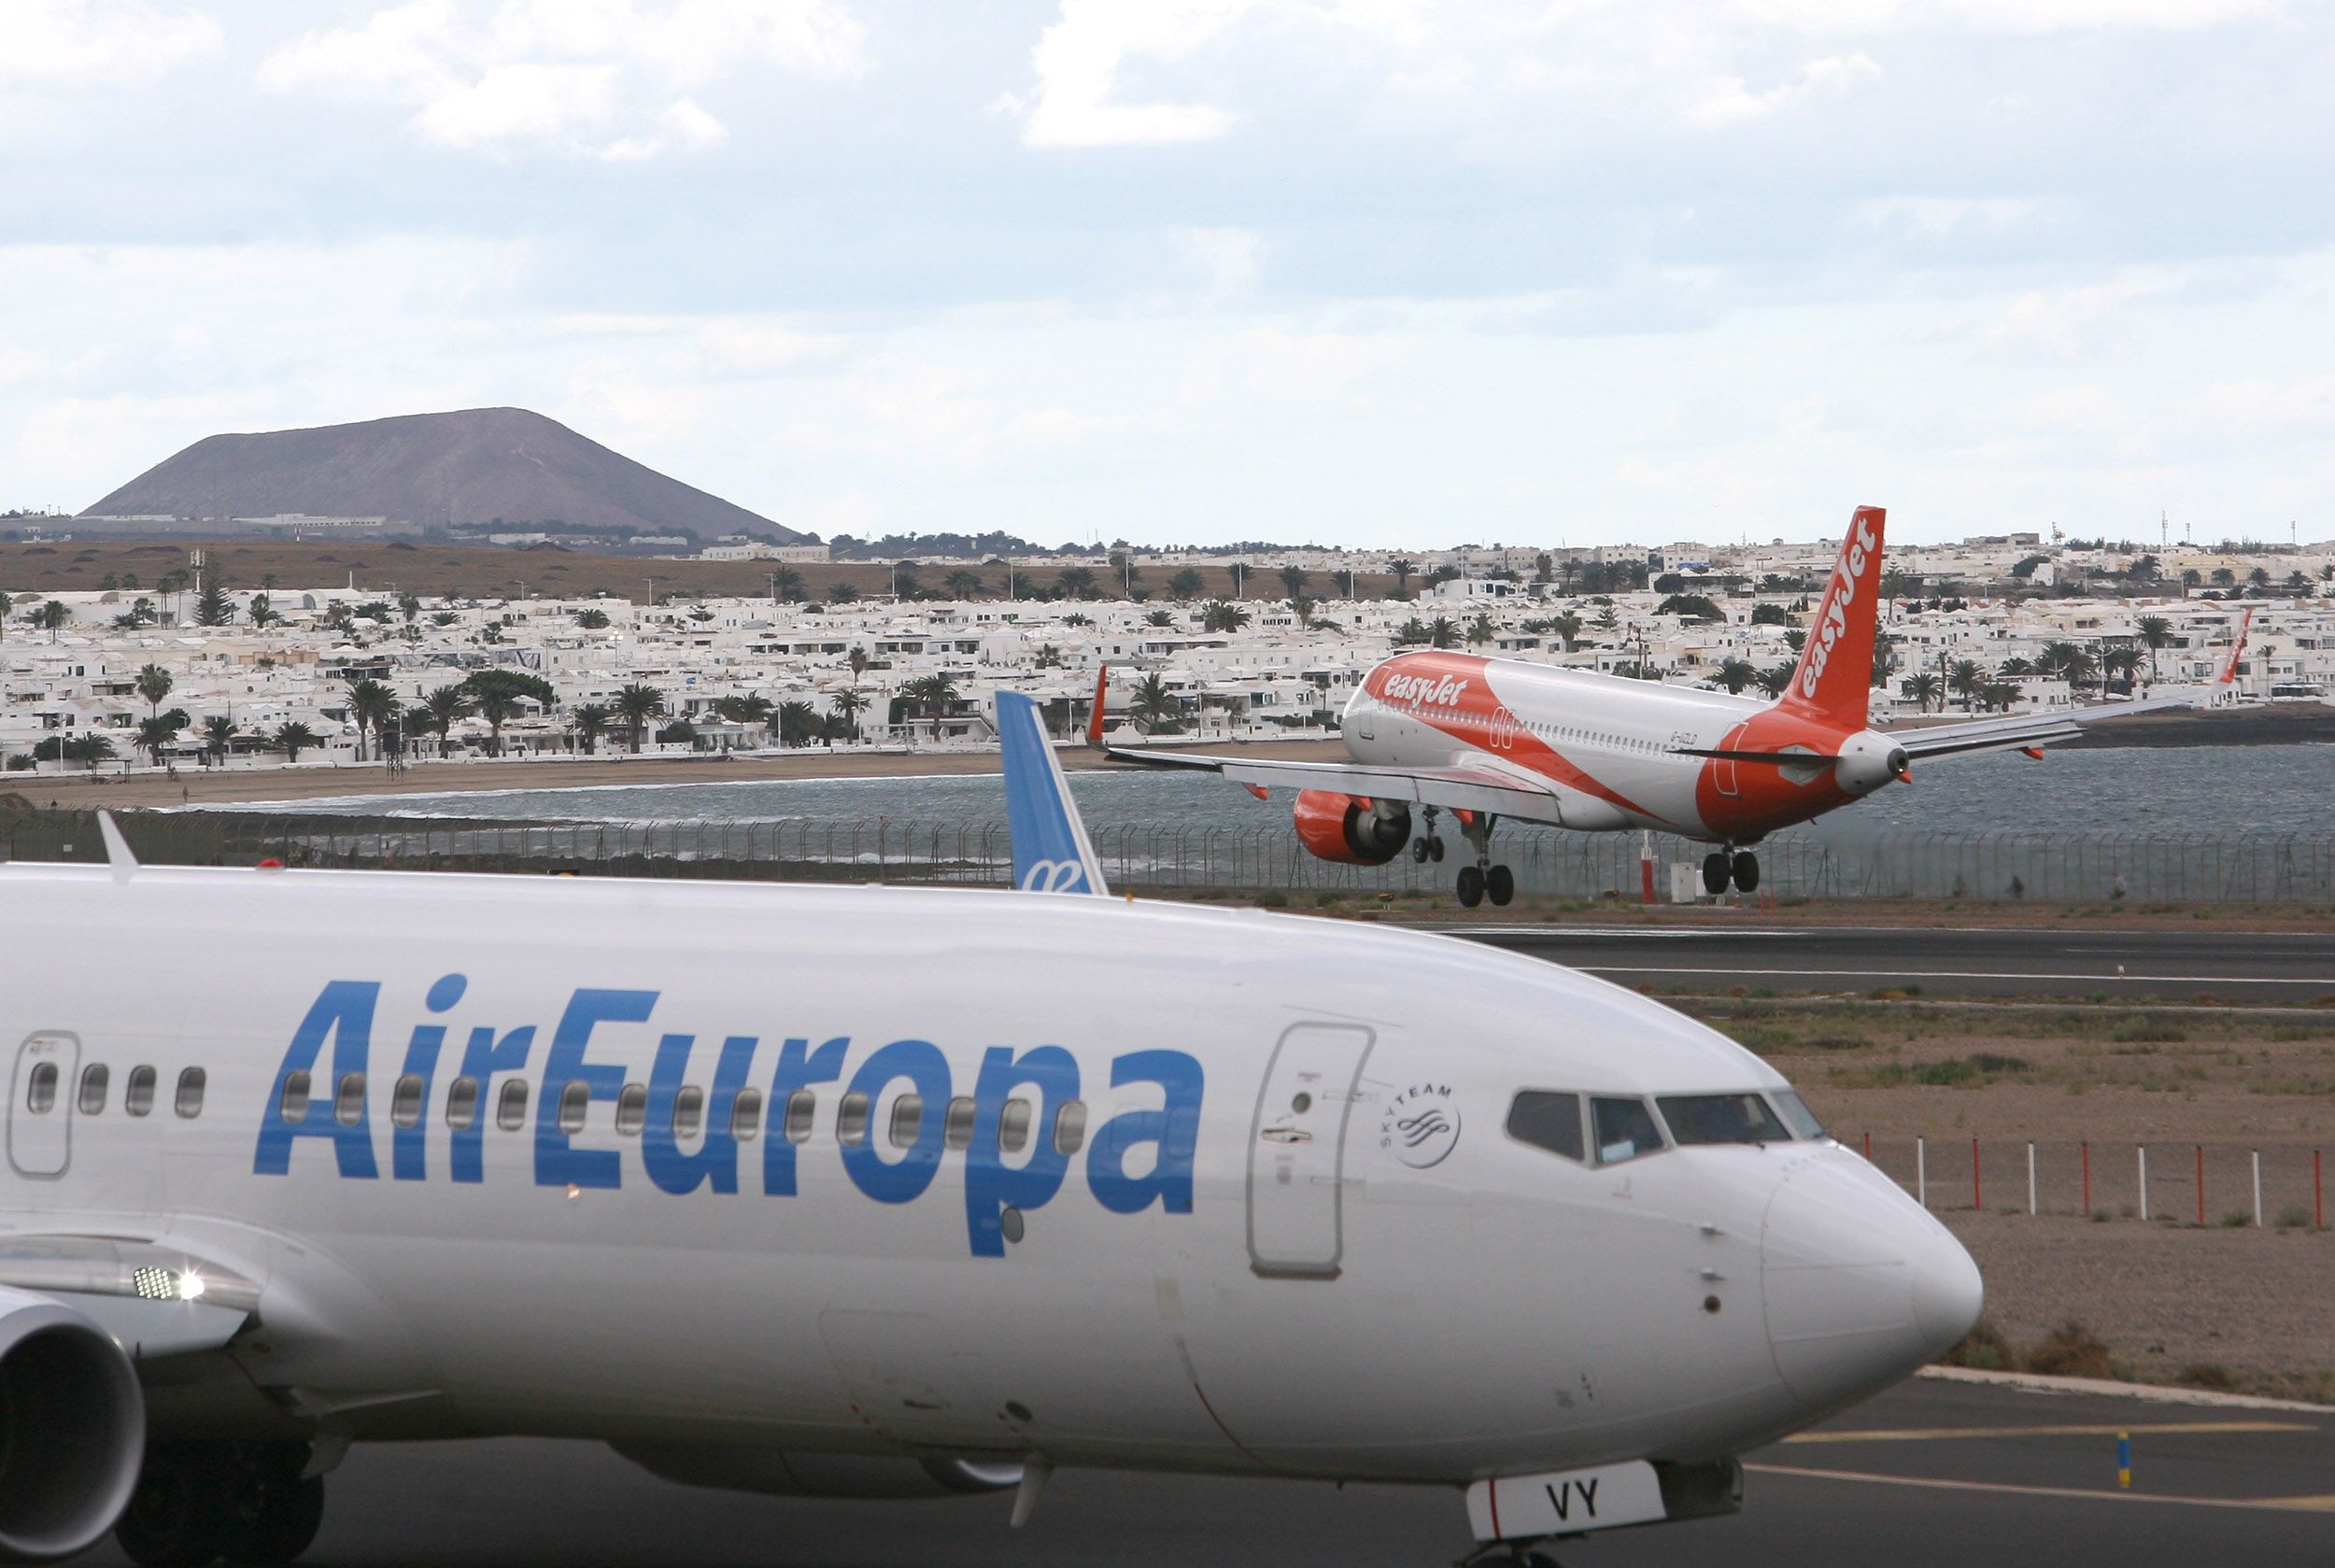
[{"left": 1292, "top": 789, "right": 1411, "bottom": 866}]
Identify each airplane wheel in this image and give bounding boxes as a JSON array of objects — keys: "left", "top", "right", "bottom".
[
  {"left": 116, "top": 1445, "right": 237, "bottom": 1568},
  {"left": 1428, "top": 837, "right": 1446, "bottom": 863},
  {"left": 1486, "top": 865, "right": 1515, "bottom": 907},
  {"left": 1701, "top": 852, "right": 1733, "bottom": 897},
  {"left": 1456, "top": 866, "right": 1485, "bottom": 908},
  {"left": 226, "top": 1450, "right": 324, "bottom": 1567},
  {"left": 1410, "top": 839, "right": 1430, "bottom": 864},
  {"left": 1732, "top": 852, "right": 1761, "bottom": 894}
]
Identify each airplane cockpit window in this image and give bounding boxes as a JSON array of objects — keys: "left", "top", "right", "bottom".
[
  {"left": 279, "top": 1070, "right": 312, "bottom": 1123},
  {"left": 391, "top": 1075, "right": 425, "bottom": 1129},
  {"left": 836, "top": 1091, "right": 870, "bottom": 1146},
  {"left": 1591, "top": 1095, "right": 1663, "bottom": 1165},
  {"left": 1770, "top": 1089, "right": 1825, "bottom": 1141},
  {"left": 26, "top": 1063, "right": 57, "bottom": 1114},
  {"left": 335, "top": 1074, "right": 367, "bottom": 1126},
  {"left": 616, "top": 1083, "right": 648, "bottom": 1136},
  {"left": 730, "top": 1088, "right": 763, "bottom": 1141},
  {"left": 78, "top": 1064, "right": 109, "bottom": 1116},
  {"left": 175, "top": 1068, "right": 206, "bottom": 1119},
  {"left": 124, "top": 1066, "right": 156, "bottom": 1118},
  {"left": 1506, "top": 1091, "right": 1584, "bottom": 1161},
  {"left": 1656, "top": 1094, "right": 1788, "bottom": 1148},
  {"left": 496, "top": 1080, "right": 529, "bottom": 1132},
  {"left": 446, "top": 1076, "right": 480, "bottom": 1130}
]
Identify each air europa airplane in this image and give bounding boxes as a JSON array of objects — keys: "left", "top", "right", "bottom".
[
  {"left": 1096, "top": 506, "right": 2247, "bottom": 907},
  {"left": 0, "top": 706, "right": 1978, "bottom": 1568}
]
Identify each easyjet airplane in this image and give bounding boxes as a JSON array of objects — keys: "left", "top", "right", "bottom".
[{"left": 1097, "top": 507, "right": 2247, "bottom": 907}]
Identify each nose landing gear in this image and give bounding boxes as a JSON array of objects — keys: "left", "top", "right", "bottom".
[{"left": 1699, "top": 848, "right": 1762, "bottom": 897}]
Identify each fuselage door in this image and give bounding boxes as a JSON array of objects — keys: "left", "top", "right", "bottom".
[
  {"left": 8, "top": 1032, "right": 78, "bottom": 1180},
  {"left": 1246, "top": 1023, "right": 1375, "bottom": 1278}
]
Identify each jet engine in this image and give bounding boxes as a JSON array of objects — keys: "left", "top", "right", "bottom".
[
  {"left": 1293, "top": 789, "right": 1412, "bottom": 866},
  {"left": 613, "top": 1444, "right": 1020, "bottom": 1499},
  {"left": 0, "top": 1288, "right": 147, "bottom": 1563}
]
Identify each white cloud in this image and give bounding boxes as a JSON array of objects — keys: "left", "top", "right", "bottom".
[
  {"left": 1, "top": 0, "right": 221, "bottom": 85},
  {"left": 1692, "top": 49, "right": 1880, "bottom": 124},
  {"left": 1859, "top": 195, "right": 2055, "bottom": 235},
  {"left": 1172, "top": 226, "right": 1265, "bottom": 299},
  {"left": 1001, "top": 0, "right": 1255, "bottom": 148},
  {"left": 259, "top": 0, "right": 863, "bottom": 160}
]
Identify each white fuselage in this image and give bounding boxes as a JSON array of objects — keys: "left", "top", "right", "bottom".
[{"left": 2, "top": 864, "right": 1974, "bottom": 1485}]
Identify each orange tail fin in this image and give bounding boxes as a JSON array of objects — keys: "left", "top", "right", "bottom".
[{"left": 1778, "top": 505, "right": 1887, "bottom": 727}]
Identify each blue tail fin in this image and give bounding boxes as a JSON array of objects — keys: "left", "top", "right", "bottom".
[{"left": 996, "top": 690, "right": 1110, "bottom": 896}]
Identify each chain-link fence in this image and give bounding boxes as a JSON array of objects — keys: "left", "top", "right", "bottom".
[{"left": 7, "top": 809, "right": 2332, "bottom": 904}]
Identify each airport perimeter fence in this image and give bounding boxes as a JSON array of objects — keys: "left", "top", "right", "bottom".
[
  {"left": 1860, "top": 1134, "right": 2327, "bottom": 1230},
  {"left": 7, "top": 811, "right": 2335, "bottom": 905}
]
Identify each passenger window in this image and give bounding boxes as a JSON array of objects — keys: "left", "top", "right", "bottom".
[
  {"left": 673, "top": 1086, "right": 704, "bottom": 1139},
  {"left": 998, "top": 1097, "right": 1032, "bottom": 1153},
  {"left": 1053, "top": 1100, "right": 1087, "bottom": 1156},
  {"left": 26, "top": 1063, "right": 57, "bottom": 1114},
  {"left": 559, "top": 1081, "right": 590, "bottom": 1135},
  {"left": 334, "top": 1073, "right": 366, "bottom": 1126},
  {"left": 1591, "top": 1096, "right": 1662, "bottom": 1165},
  {"left": 176, "top": 1068, "right": 205, "bottom": 1119},
  {"left": 889, "top": 1094, "right": 924, "bottom": 1149},
  {"left": 78, "top": 1064, "right": 110, "bottom": 1116},
  {"left": 943, "top": 1095, "right": 976, "bottom": 1151},
  {"left": 1658, "top": 1093, "right": 1789, "bottom": 1147},
  {"left": 1771, "top": 1089, "right": 1824, "bottom": 1141},
  {"left": 279, "top": 1070, "right": 312, "bottom": 1123},
  {"left": 390, "top": 1075, "right": 424, "bottom": 1129},
  {"left": 616, "top": 1083, "right": 648, "bottom": 1136},
  {"left": 124, "top": 1066, "right": 156, "bottom": 1117},
  {"left": 730, "top": 1087, "right": 763, "bottom": 1141},
  {"left": 836, "top": 1091, "right": 870, "bottom": 1146},
  {"left": 446, "top": 1076, "right": 480, "bottom": 1130},
  {"left": 1506, "top": 1091, "right": 1584, "bottom": 1161},
  {"left": 785, "top": 1089, "right": 817, "bottom": 1144},
  {"left": 497, "top": 1079, "right": 529, "bottom": 1132}
]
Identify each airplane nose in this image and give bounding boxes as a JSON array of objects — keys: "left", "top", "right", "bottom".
[{"left": 1762, "top": 1150, "right": 1982, "bottom": 1408}]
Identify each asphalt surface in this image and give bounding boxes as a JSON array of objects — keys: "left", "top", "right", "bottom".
[
  {"left": 1440, "top": 924, "right": 2335, "bottom": 1000},
  {"left": 71, "top": 1377, "right": 2332, "bottom": 1568}
]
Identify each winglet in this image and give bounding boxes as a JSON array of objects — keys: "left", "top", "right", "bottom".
[
  {"left": 1777, "top": 506, "right": 1886, "bottom": 727},
  {"left": 996, "top": 689, "right": 1110, "bottom": 897},
  {"left": 96, "top": 810, "right": 138, "bottom": 883},
  {"left": 1085, "top": 665, "right": 1110, "bottom": 749},
  {"left": 2219, "top": 606, "right": 2253, "bottom": 686}
]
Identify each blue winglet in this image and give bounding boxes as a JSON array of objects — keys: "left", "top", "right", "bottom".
[{"left": 997, "top": 689, "right": 1110, "bottom": 896}]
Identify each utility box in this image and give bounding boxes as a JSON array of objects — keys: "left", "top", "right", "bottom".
[{"left": 1668, "top": 863, "right": 1704, "bottom": 904}]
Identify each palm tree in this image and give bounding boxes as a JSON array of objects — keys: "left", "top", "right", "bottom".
[
  {"left": 461, "top": 670, "right": 555, "bottom": 756},
  {"left": 201, "top": 714, "right": 238, "bottom": 762},
  {"left": 1129, "top": 672, "right": 1179, "bottom": 733},
  {"left": 1386, "top": 558, "right": 1417, "bottom": 599},
  {"left": 1427, "top": 616, "right": 1459, "bottom": 649},
  {"left": 40, "top": 600, "right": 69, "bottom": 641},
  {"left": 266, "top": 721, "right": 322, "bottom": 763},
  {"left": 1056, "top": 567, "right": 1098, "bottom": 600},
  {"left": 1168, "top": 569, "right": 1204, "bottom": 601},
  {"left": 248, "top": 592, "right": 280, "bottom": 629},
  {"left": 1947, "top": 658, "right": 1988, "bottom": 712},
  {"left": 829, "top": 688, "right": 869, "bottom": 741},
  {"left": 135, "top": 709, "right": 190, "bottom": 766},
  {"left": 1033, "top": 644, "right": 1065, "bottom": 670},
  {"left": 1199, "top": 600, "right": 1249, "bottom": 633},
  {"left": 2135, "top": 614, "right": 2174, "bottom": 682},
  {"left": 569, "top": 703, "right": 613, "bottom": 755},
  {"left": 1716, "top": 657, "right": 1759, "bottom": 695},
  {"left": 1979, "top": 680, "right": 2022, "bottom": 713},
  {"left": 900, "top": 674, "right": 960, "bottom": 724},
  {"left": 716, "top": 694, "right": 775, "bottom": 730},
  {"left": 2100, "top": 643, "right": 2142, "bottom": 694},
  {"left": 134, "top": 663, "right": 174, "bottom": 717},
  {"left": 2061, "top": 643, "right": 2100, "bottom": 694},
  {"left": 771, "top": 567, "right": 805, "bottom": 602},
  {"left": 65, "top": 733, "right": 118, "bottom": 770},
  {"left": 1144, "top": 609, "right": 1176, "bottom": 628},
  {"left": 1465, "top": 613, "right": 1495, "bottom": 648},
  {"left": 1903, "top": 671, "right": 1944, "bottom": 713},
  {"left": 1278, "top": 566, "right": 1309, "bottom": 600},
  {"left": 347, "top": 678, "right": 399, "bottom": 761},
  {"left": 943, "top": 570, "right": 984, "bottom": 600},
  {"left": 1550, "top": 611, "right": 1583, "bottom": 652},
  {"left": 423, "top": 685, "right": 474, "bottom": 756},
  {"left": 847, "top": 645, "right": 870, "bottom": 677},
  {"left": 775, "top": 700, "right": 822, "bottom": 746},
  {"left": 1756, "top": 663, "right": 1796, "bottom": 699},
  {"left": 575, "top": 608, "right": 611, "bottom": 629},
  {"left": 614, "top": 684, "right": 666, "bottom": 753},
  {"left": 0, "top": 590, "right": 11, "bottom": 640},
  {"left": 830, "top": 582, "right": 860, "bottom": 603}
]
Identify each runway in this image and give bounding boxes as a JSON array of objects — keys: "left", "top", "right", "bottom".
[
  {"left": 71, "top": 1377, "right": 2331, "bottom": 1567},
  {"left": 1438, "top": 924, "right": 2335, "bottom": 999}
]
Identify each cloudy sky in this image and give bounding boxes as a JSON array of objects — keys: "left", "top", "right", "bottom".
[{"left": 5, "top": 0, "right": 2332, "bottom": 547}]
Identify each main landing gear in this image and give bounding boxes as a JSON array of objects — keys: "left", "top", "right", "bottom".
[
  {"left": 1429, "top": 810, "right": 1513, "bottom": 910},
  {"left": 117, "top": 1443, "right": 325, "bottom": 1568},
  {"left": 1700, "top": 848, "right": 1762, "bottom": 897}
]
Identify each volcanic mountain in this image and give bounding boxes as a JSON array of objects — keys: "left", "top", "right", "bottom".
[{"left": 79, "top": 407, "right": 800, "bottom": 541}]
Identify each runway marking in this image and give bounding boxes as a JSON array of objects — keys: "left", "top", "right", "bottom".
[
  {"left": 1563, "top": 965, "right": 2328, "bottom": 987},
  {"left": 1748, "top": 1463, "right": 2335, "bottom": 1513},
  {"left": 1784, "top": 1420, "right": 2312, "bottom": 1445}
]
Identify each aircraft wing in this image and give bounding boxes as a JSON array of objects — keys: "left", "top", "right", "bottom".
[
  {"left": 0, "top": 1235, "right": 260, "bottom": 1359},
  {"left": 1097, "top": 742, "right": 1574, "bottom": 822}
]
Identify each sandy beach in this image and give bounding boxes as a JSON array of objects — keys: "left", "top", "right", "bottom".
[{"left": 0, "top": 738, "right": 1350, "bottom": 811}]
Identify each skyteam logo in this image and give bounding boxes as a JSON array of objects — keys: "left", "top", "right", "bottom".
[
  {"left": 252, "top": 978, "right": 1202, "bottom": 1259},
  {"left": 1380, "top": 1082, "right": 1461, "bottom": 1168},
  {"left": 1381, "top": 672, "right": 1471, "bottom": 707}
]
